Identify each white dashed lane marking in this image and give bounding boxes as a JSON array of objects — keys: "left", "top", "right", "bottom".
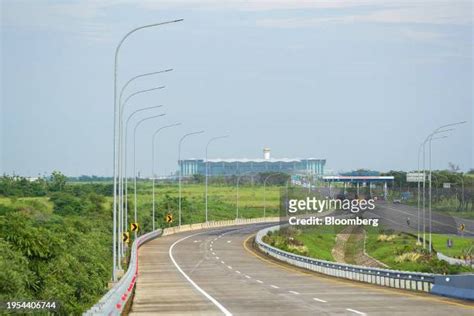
[
  {"left": 169, "top": 233, "right": 232, "bottom": 316},
  {"left": 270, "top": 285, "right": 279, "bottom": 289},
  {"left": 346, "top": 308, "right": 366, "bottom": 315},
  {"left": 313, "top": 298, "right": 327, "bottom": 303},
  {"left": 289, "top": 291, "right": 299, "bottom": 295},
  {"left": 256, "top": 280, "right": 263, "bottom": 284}
]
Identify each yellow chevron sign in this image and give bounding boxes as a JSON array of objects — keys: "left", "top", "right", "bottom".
[
  {"left": 131, "top": 223, "right": 139, "bottom": 232},
  {"left": 165, "top": 214, "right": 173, "bottom": 223},
  {"left": 122, "top": 232, "right": 130, "bottom": 243}
]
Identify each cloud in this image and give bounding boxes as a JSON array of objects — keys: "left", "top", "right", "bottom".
[
  {"left": 1, "top": 0, "right": 471, "bottom": 43},
  {"left": 256, "top": 3, "right": 472, "bottom": 28}
]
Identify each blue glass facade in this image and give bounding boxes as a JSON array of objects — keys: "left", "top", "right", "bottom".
[{"left": 178, "top": 159, "right": 326, "bottom": 176}]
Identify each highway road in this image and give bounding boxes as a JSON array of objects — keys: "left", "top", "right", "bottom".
[
  {"left": 130, "top": 223, "right": 473, "bottom": 315},
  {"left": 364, "top": 202, "right": 474, "bottom": 237}
]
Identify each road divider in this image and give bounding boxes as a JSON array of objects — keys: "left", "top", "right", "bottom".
[{"left": 255, "top": 225, "right": 474, "bottom": 301}]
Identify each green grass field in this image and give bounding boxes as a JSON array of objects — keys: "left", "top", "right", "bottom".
[
  {"left": 430, "top": 233, "right": 473, "bottom": 258},
  {"left": 103, "top": 182, "right": 283, "bottom": 232},
  {"left": 264, "top": 223, "right": 473, "bottom": 274},
  {"left": 364, "top": 229, "right": 473, "bottom": 274},
  {"left": 295, "top": 226, "right": 338, "bottom": 261}
]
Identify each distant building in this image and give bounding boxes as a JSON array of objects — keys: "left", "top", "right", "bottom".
[{"left": 179, "top": 148, "right": 326, "bottom": 177}]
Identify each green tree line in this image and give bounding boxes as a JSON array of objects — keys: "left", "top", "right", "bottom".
[{"left": 0, "top": 172, "right": 113, "bottom": 314}]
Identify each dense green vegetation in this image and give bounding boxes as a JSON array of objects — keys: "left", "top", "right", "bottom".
[
  {"left": 365, "top": 228, "right": 473, "bottom": 274},
  {"left": 0, "top": 172, "right": 285, "bottom": 314},
  {"left": 0, "top": 173, "right": 113, "bottom": 314}
]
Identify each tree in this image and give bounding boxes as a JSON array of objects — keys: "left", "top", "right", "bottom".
[{"left": 48, "top": 171, "right": 67, "bottom": 192}]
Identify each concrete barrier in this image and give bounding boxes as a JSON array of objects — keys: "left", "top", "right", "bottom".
[{"left": 431, "top": 275, "right": 474, "bottom": 301}]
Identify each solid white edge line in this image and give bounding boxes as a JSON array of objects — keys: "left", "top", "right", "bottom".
[
  {"left": 169, "top": 232, "right": 232, "bottom": 316},
  {"left": 346, "top": 308, "right": 366, "bottom": 315}
]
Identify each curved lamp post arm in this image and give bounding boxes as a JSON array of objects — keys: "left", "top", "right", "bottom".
[
  {"left": 120, "top": 86, "right": 166, "bottom": 118},
  {"left": 119, "top": 69, "right": 172, "bottom": 106},
  {"left": 152, "top": 123, "right": 182, "bottom": 176}
]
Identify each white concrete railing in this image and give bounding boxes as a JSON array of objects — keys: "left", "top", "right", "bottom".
[
  {"left": 84, "top": 217, "right": 279, "bottom": 316},
  {"left": 255, "top": 225, "right": 436, "bottom": 292}
]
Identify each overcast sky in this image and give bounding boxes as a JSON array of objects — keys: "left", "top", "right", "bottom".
[{"left": 1, "top": 0, "right": 472, "bottom": 177}]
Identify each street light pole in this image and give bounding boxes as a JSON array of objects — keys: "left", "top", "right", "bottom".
[
  {"left": 151, "top": 123, "right": 181, "bottom": 231},
  {"left": 428, "top": 135, "right": 451, "bottom": 252},
  {"left": 119, "top": 78, "right": 169, "bottom": 260},
  {"left": 263, "top": 174, "right": 279, "bottom": 218},
  {"left": 118, "top": 86, "right": 165, "bottom": 262},
  {"left": 178, "top": 131, "right": 205, "bottom": 227},
  {"left": 236, "top": 171, "right": 254, "bottom": 219},
  {"left": 112, "top": 19, "right": 182, "bottom": 281},
  {"left": 421, "top": 121, "right": 466, "bottom": 252},
  {"left": 205, "top": 135, "right": 229, "bottom": 222},
  {"left": 133, "top": 114, "right": 166, "bottom": 238},
  {"left": 122, "top": 105, "right": 163, "bottom": 248}
]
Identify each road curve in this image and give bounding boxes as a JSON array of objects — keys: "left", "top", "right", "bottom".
[{"left": 130, "top": 223, "right": 474, "bottom": 315}]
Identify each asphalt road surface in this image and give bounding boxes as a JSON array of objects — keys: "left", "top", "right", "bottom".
[
  {"left": 364, "top": 202, "right": 474, "bottom": 237},
  {"left": 130, "top": 223, "right": 473, "bottom": 315}
]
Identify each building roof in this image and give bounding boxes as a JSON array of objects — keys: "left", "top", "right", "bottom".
[{"left": 181, "top": 158, "right": 326, "bottom": 163}]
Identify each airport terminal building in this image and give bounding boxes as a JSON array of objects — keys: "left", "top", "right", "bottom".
[{"left": 179, "top": 148, "right": 326, "bottom": 177}]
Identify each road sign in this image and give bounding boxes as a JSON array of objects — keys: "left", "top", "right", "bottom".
[
  {"left": 443, "top": 183, "right": 451, "bottom": 189},
  {"left": 407, "top": 173, "right": 424, "bottom": 182},
  {"left": 122, "top": 232, "right": 130, "bottom": 243},
  {"left": 460, "top": 223, "right": 465, "bottom": 232},
  {"left": 131, "top": 223, "right": 139, "bottom": 232},
  {"left": 165, "top": 213, "right": 173, "bottom": 223}
]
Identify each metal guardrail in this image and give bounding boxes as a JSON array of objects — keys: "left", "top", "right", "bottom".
[
  {"left": 255, "top": 225, "right": 436, "bottom": 292},
  {"left": 84, "top": 229, "right": 162, "bottom": 316},
  {"left": 85, "top": 217, "right": 280, "bottom": 315}
]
